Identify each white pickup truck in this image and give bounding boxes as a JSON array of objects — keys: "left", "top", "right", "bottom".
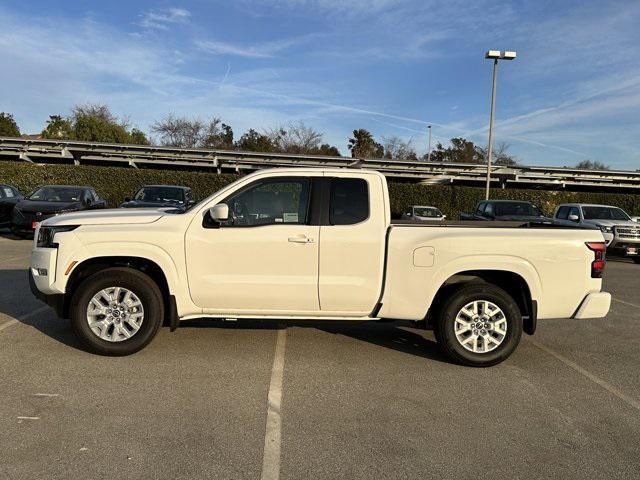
[{"left": 29, "top": 168, "right": 611, "bottom": 366}]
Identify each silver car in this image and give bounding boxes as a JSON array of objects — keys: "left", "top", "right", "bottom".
[
  {"left": 554, "top": 203, "right": 640, "bottom": 262},
  {"left": 403, "top": 205, "right": 446, "bottom": 221}
]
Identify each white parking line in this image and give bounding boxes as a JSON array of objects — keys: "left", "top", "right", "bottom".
[
  {"left": 261, "top": 328, "right": 287, "bottom": 480},
  {"left": 528, "top": 338, "right": 640, "bottom": 413},
  {"left": 612, "top": 297, "right": 640, "bottom": 309},
  {"left": 0, "top": 306, "right": 50, "bottom": 333}
]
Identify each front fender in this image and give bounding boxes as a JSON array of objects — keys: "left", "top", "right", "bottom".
[{"left": 82, "top": 242, "right": 181, "bottom": 294}]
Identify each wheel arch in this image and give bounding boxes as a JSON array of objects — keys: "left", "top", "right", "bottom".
[
  {"left": 61, "top": 256, "right": 174, "bottom": 325},
  {"left": 427, "top": 269, "right": 537, "bottom": 335}
]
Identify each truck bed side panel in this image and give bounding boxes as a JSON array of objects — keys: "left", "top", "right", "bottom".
[{"left": 378, "top": 226, "right": 605, "bottom": 321}]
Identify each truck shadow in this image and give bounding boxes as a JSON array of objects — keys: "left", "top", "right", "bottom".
[
  {"left": 180, "top": 318, "right": 449, "bottom": 363},
  {"left": 0, "top": 268, "right": 85, "bottom": 350},
  {"left": 1, "top": 267, "right": 448, "bottom": 363}
]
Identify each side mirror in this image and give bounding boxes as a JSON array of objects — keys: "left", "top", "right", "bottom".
[
  {"left": 568, "top": 214, "right": 580, "bottom": 222},
  {"left": 124, "top": 197, "right": 131, "bottom": 202},
  {"left": 209, "top": 203, "right": 229, "bottom": 222}
]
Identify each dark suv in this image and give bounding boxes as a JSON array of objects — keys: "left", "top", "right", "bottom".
[
  {"left": 120, "top": 185, "right": 195, "bottom": 212},
  {"left": 461, "top": 200, "right": 551, "bottom": 222}
]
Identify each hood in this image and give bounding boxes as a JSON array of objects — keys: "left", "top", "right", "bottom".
[
  {"left": 583, "top": 219, "right": 638, "bottom": 227},
  {"left": 495, "top": 214, "right": 552, "bottom": 222},
  {"left": 42, "top": 208, "right": 166, "bottom": 226},
  {"left": 16, "top": 199, "right": 81, "bottom": 213},
  {"left": 121, "top": 199, "right": 185, "bottom": 209}
]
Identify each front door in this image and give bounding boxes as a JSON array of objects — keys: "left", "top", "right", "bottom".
[{"left": 185, "top": 176, "right": 320, "bottom": 314}]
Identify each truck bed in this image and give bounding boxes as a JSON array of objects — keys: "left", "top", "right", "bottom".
[{"left": 390, "top": 219, "right": 599, "bottom": 230}]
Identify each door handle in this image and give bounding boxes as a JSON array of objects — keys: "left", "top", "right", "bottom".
[{"left": 288, "top": 235, "right": 315, "bottom": 244}]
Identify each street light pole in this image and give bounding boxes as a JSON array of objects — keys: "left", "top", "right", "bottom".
[
  {"left": 484, "top": 50, "right": 516, "bottom": 200},
  {"left": 427, "top": 125, "right": 432, "bottom": 162},
  {"left": 485, "top": 59, "right": 498, "bottom": 200}
]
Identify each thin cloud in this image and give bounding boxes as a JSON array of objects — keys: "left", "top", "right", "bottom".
[
  {"left": 195, "top": 34, "right": 317, "bottom": 58},
  {"left": 139, "top": 8, "right": 191, "bottom": 30}
]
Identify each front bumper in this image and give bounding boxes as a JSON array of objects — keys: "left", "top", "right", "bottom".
[
  {"left": 608, "top": 226, "right": 640, "bottom": 252},
  {"left": 30, "top": 247, "right": 60, "bottom": 294},
  {"left": 573, "top": 292, "right": 611, "bottom": 319},
  {"left": 29, "top": 270, "right": 65, "bottom": 317}
]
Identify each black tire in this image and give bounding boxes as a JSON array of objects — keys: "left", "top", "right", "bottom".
[
  {"left": 434, "top": 283, "right": 522, "bottom": 367},
  {"left": 70, "top": 267, "right": 164, "bottom": 356},
  {"left": 10, "top": 226, "right": 27, "bottom": 238},
  {"left": 632, "top": 257, "right": 640, "bottom": 264}
]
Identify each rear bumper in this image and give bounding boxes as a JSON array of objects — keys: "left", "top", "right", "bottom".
[{"left": 573, "top": 292, "right": 611, "bottom": 319}]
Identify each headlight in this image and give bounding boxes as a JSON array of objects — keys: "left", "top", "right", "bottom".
[
  {"left": 600, "top": 226, "right": 613, "bottom": 233},
  {"left": 37, "top": 225, "right": 79, "bottom": 248}
]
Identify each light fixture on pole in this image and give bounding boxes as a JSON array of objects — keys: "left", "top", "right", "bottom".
[
  {"left": 427, "top": 125, "right": 432, "bottom": 162},
  {"left": 484, "top": 50, "right": 516, "bottom": 200}
]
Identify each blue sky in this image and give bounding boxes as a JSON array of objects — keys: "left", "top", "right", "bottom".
[{"left": 1, "top": 0, "right": 639, "bottom": 169}]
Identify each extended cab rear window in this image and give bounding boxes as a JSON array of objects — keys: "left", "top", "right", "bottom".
[{"left": 329, "top": 178, "right": 369, "bottom": 225}]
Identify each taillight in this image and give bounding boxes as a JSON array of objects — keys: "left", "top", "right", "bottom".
[{"left": 586, "top": 242, "right": 606, "bottom": 278}]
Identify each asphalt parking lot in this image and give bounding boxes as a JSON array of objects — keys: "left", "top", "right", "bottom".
[{"left": 1, "top": 233, "right": 639, "bottom": 480}]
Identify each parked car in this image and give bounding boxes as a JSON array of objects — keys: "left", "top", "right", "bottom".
[
  {"left": 460, "top": 200, "right": 551, "bottom": 222},
  {"left": 554, "top": 203, "right": 640, "bottom": 262},
  {"left": 120, "top": 185, "right": 195, "bottom": 211},
  {"left": 403, "top": 205, "right": 446, "bottom": 221},
  {"left": 11, "top": 185, "right": 106, "bottom": 237},
  {"left": 0, "top": 184, "right": 22, "bottom": 227},
  {"left": 29, "top": 168, "right": 610, "bottom": 366}
]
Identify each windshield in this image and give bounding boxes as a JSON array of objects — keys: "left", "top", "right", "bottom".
[
  {"left": 414, "top": 207, "right": 443, "bottom": 217},
  {"left": 582, "top": 206, "right": 630, "bottom": 221},
  {"left": 28, "top": 187, "right": 83, "bottom": 202},
  {"left": 134, "top": 187, "right": 184, "bottom": 203},
  {"left": 494, "top": 202, "right": 542, "bottom": 217}
]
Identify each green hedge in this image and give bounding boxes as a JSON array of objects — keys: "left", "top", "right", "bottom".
[
  {"left": 0, "top": 162, "right": 239, "bottom": 208},
  {"left": 1, "top": 161, "right": 639, "bottom": 218},
  {"left": 387, "top": 183, "right": 640, "bottom": 219}
]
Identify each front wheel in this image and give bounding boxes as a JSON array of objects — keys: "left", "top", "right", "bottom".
[
  {"left": 434, "top": 284, "right": 523, "bottom": 367},
  {"left": 70, "top": 268, "right": 164, "bottom": 356}
]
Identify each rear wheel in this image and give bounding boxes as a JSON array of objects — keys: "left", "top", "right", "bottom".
[
  {"left": 70, "top": 268, "right": 164, "bottom": 356},
  {"left": 434, "top": 283, "right": 522, "bottom": 367}
]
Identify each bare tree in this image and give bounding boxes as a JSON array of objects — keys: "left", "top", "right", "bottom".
[
  {"left": 268, "top": 121, "right": 324, "bottom": 154},
  {"left": 151, "top": 114, "right": 233, "bottom": 148},
  {"left": 575, "top": 160, "right": 610, "bottom": 170},
  {"left": 382, "top": 135, "right": 417, "bottom": 160},
  {"left": 476, "top": 142, "right": 518, "bottom": 166}
]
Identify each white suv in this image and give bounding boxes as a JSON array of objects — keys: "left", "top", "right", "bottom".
[{"left": 554, "top": 203, "right": 640, "bottom": 262}]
